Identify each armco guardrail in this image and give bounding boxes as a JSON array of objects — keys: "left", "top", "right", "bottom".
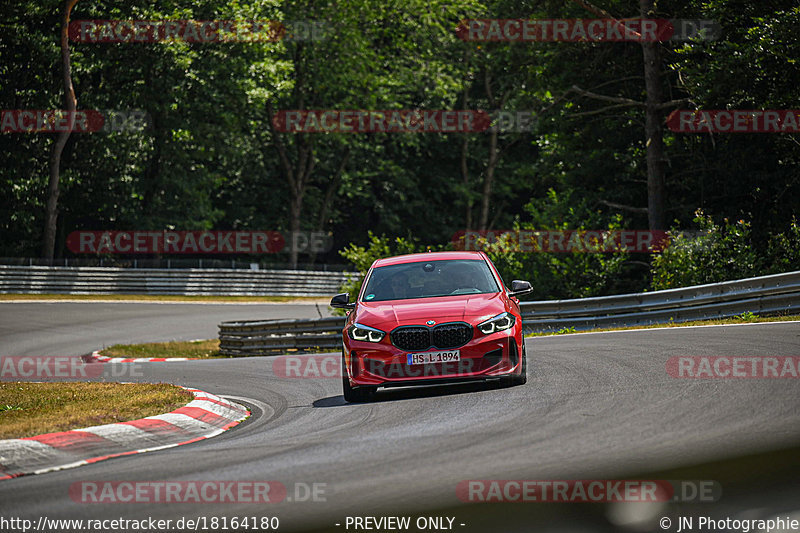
[
  {"left": 219, "top": 317, "right": 344, "bottom": 355},
  {"left": 0, "top": 265, "right": 356, "bottom": 297},
  {"left": 218, "top": 271, "right": 800, "bottom": 355},
  {"left": 520, "top": 271, "right": 800, "bottom": 333}
]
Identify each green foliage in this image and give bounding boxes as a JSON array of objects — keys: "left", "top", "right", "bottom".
[
  {"left": 766, "top": 219, "right": 800, "bottom": 275},
  {"left": 666, "top": 1, "right": 800, "bottom": 236},
  {"left": 339, "top": 231, "right": 419, "bottom": 273},
  {"left": 336, "top": 232, "right": 421, "bottom": 307},
  {"left": 736, "top": 311, "right": 758, "bottom": 321},
  {"left": 651, "top": 211, "right": 800, "bottom": 290},
  {"left": 481, "top": 189, "right": 633, "bottom": 299}
]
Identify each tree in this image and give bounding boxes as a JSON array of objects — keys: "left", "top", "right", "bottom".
[
  {"left": 566, "top": 0, "right": 687, "bottom": 230},
  {"left": 42, "top": 0, "right": 78, "bottom": 260}
]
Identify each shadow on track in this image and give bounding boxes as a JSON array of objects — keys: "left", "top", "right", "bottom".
[{"left": 313, "top": 379, "right": 502, "bottom": 408}]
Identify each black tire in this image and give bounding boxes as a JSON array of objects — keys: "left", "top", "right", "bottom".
[
  {"left": 342, "top": 353, "right": 376, "bottom": 403},
  {"left": 502, "top": 338, "right": 528, "bottom": 387},
  {"left": 512, "top": 339, "right": 528, "bottom": 385}
]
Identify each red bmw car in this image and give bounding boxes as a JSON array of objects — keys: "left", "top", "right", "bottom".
[{"left": 330, "top": 251, "right": 533, "bottom": 402}]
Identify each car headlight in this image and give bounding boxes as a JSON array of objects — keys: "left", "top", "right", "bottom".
[
  {"left": 348, "top": 323, "right": 386, "bottom": 343},
  {"left": 477, "top": 312, "right": 515, "bottom": 335}
]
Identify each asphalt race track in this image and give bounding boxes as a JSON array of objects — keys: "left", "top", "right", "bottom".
[
  {"left": 0, "top": 301, "right": 327, "bottom": 356},
  {"left": 1, "top": 302, "right": 799, "bottom": 532}
]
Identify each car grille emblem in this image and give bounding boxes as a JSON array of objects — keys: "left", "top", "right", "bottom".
[{"left": 426, "top": 320, "right": 435, "bottom": 325}]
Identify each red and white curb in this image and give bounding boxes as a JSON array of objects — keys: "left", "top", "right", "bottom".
[
  {"left": 0, "top": 388, "right": 249, "bottom": 480},
  {"left": 83, "top": 350, "right": 195, "bottom": 363}
]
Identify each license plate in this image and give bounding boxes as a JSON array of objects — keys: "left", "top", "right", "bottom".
[{"left": 407, "top": 350, "right": 461, "bottom": 365}]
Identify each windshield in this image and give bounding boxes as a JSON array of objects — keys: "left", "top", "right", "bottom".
[{"left": 361, "top": 259, "right": 499, "bottom": 302}]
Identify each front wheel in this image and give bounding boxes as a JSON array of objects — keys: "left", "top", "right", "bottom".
[
  {"left": 502, "top": 339, "right": 527, "bottom": 387},
  {"left": 342, "top": 353, "right": 376, "bottom": 403}
]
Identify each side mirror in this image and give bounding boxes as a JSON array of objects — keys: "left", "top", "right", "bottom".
[
  {"left": 330, "top": 293, "right": 356, "bottom": 309},
  {"left": 508, "top": 280, "right": 533, "bottom": 298}
]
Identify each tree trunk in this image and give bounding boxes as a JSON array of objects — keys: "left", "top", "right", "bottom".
[
  {"left": 266, "top": 104, "right": 316, "bottom": 269},
  {"left": 640, "top": 0, "right": 666, "bottom": 230},
  {"left": 43, "top": 0, "right": 79, "bottom": 260},
  {"left": 461, "top": 136, "right": 472, "bottom": 230},
  {"left": 309, "top": 148, "right": 350, "bottom": 264},
  {"left": 478, "top": 69, "right": 500, "bottom": 231},
  {"left": 570, "top": 0, "right": 669, "bottom": 230},
  {"left": 289, "top": 193, "right": 303, "bottom": 268},
  {"left": 460, "top": 50, "right": 473, "bottom": 231},
  {"left": 479, "top": 128, "right": 498, "bottom": 231},
  {"left": 265, "top": 43, "right": 322, "bottom": 269}
]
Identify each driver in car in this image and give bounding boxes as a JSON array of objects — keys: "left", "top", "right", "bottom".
[
  {"left": 388, "top": 272, "right": 408, "bottom": 299},
  {"left": 449, "top": 269, "right": 474, "bottom": 293}
]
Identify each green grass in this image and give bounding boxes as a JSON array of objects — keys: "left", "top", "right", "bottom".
[
  {"left": 99, "top": 339, "right": 224, "bottom": 359},
  {"left": 0, "top": 382, "right": 193, "bottom": 439},
  {"left": 527, "top": 313, "right": 800, "bottom": 337},
  {"left": 98, "top": 338, "right": 327, "bottom": 359}
]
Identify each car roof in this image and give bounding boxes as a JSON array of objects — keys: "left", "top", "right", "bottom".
[{"left": 373, "top": 251, "right": 486, "bottom": 268}]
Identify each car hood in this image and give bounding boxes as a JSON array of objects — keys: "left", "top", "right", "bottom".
[{"left": 354, "top": 293, "right": 508, "bottom": 330}]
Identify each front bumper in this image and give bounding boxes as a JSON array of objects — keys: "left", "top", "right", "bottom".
[{"left": 344, "top": 326, "right": 522, "bottom": 387}]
